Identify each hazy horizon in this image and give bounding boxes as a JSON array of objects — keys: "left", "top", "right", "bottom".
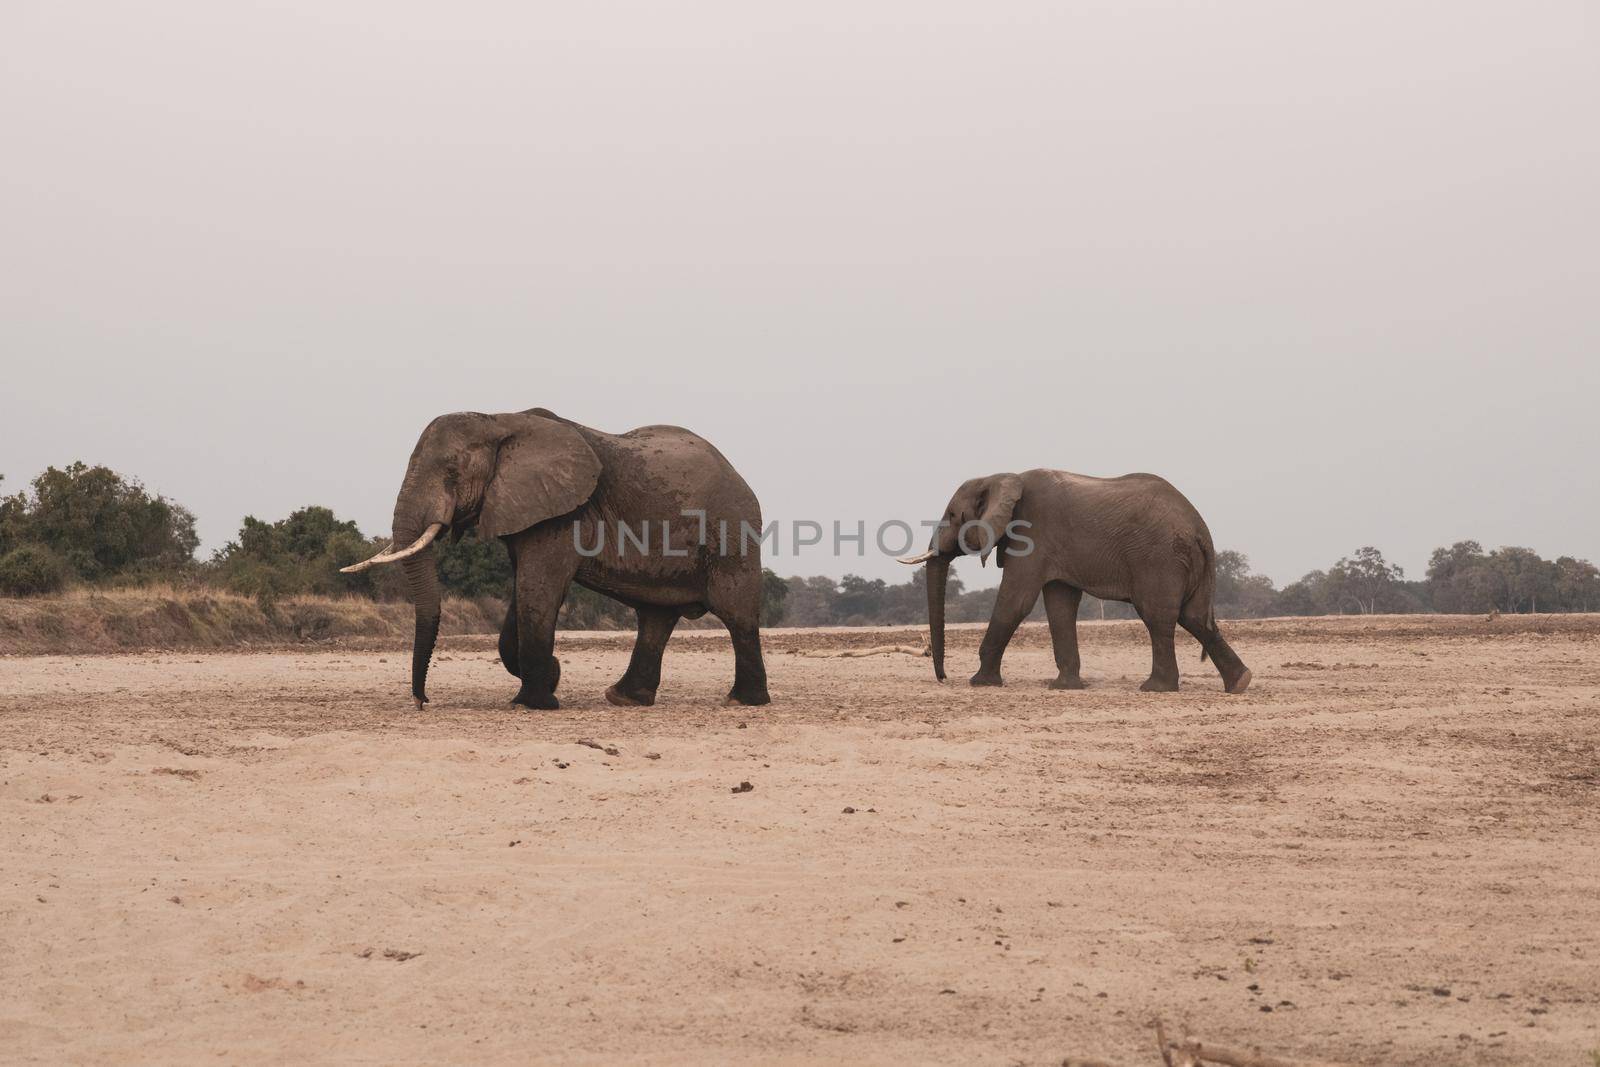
[{"left": 4, "top": 1, "right": 1596, "bottom": 589}]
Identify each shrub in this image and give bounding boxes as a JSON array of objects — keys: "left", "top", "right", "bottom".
[
  {"left": 0, "top": 544, "right": 69, "bottom": 597},
  {"left": 437, "top": 532, "right": 513, "bottom": 598},
  {"left": 214, "top": 506, "right": 378, "bottom": 599},
  {"left": 15, "top": 462, "right": 198, "bottom": 580}
]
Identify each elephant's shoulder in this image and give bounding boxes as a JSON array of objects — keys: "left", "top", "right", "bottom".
[
  {"left": 1069, "top": 471, "right": 1176, "bottom": 491},
  {"left": 621, "top": 424, "right": 715, "bottom": 449},
  {"left": 1115, "top": 472, "right": 1175, "bottom": 488},
  {"left": 1025, "top": 468, "right": 1092, "bottom": 490},
  {"left": 627, "top": 423, "right": 698, "bottom": 437},
  {"left": 1028, "top": 469, "right": 1171, "bottom": 498}
]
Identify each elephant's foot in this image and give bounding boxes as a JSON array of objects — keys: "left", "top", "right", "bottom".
[
  {"left": 969, "top": 670, "right": 1003, "bottom": 687},
  {"left": 1224, "top": 667, "right": 1252, "bottom": 694},
  {"left": 511, "top": 686, "right": 560, "bottom": 711},
  {"left": 1048, "top": 674, "right": 1086, "bottom": 690},
  {"left": 605, "top": 683, "right": 656, "bottom": 708},
  {"left": 1139, "top": 675, "right": 1180, "bottom": 693},
  {"left": 723, "top": 686, "right": 771, "bottom": 707},
  {"left": 504, "top": 655, "right": 558, "bottom": 686}
]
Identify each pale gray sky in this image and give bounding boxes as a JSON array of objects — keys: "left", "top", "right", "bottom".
[{"left": 3, "top": 1, "right": 1596, "bottom": 588}]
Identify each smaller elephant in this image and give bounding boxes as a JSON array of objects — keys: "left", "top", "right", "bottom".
[{"left": 901, "top": 469, "right": 1250, "bottom": 693}]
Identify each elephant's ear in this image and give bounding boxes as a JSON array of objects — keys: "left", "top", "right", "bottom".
[
  {"left": 480, "top": 415, "right": 602, "bottom": 538},
  {"left": 966, "top": 473, "right": 1023, "bottom": 565}
]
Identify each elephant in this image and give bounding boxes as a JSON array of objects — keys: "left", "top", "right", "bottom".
[
  {"left": 343, "top": 408, "right": 770, "bottom": 711},
  {"left": 899, "top": 470, "right": 1251, "bottom": 693}
]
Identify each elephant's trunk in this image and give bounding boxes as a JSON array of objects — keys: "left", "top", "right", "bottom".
[
  {"left": 396, "top": 524, "right": 443, "bottom": 708},
  {"left": 926, "top": 556, "right": 949, "bottom": 682}
]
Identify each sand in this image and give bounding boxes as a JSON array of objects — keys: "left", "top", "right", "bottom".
[{"left": 3, "top": 615, "right": 1598, "bottom": 1065}]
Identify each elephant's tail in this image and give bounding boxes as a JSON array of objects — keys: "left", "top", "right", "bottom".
[{"left": 1183, "top": 538, "right": 1220, "bottom": 663}]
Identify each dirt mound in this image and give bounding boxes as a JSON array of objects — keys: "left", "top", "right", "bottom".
[
  {"left": 0, "top": 588, "right": 500, "bottom": 655},
  {"left": 7, "top": 592, "right": 1597, "bottom": 659}
]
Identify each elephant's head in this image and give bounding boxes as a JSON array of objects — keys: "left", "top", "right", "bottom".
[
  {"left": 342, "top": 410, "right": 602, "bottom": 707},
  {"left": 898, "top": 473, "right": 1022, "bottom": 681}
]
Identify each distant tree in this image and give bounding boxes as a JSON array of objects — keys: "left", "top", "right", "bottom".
[
  {"left": 878, "top": 568, "right": 936, "bottom": 624},
  {"left": 834, "top": 574, "right": 888, "bottom": 623},
  {"left": 1425, "top": 540, "right": 1495, "bottom": 613},
  {"left": 4, "top": 463, "right": 198, "bottom": 581},
  {"left": 783, "top": 575, "right": 840, "bottom": 627},
  {"left": 1391, "top": 578, "right": 1434, "bottom": 614},
  {"left": 1553, "top": 556, "right": 1600, "bottom": 612},
  {"left": 1427, "top": 540, "right": 1485, "bottom": 582},
  {"left": 759, "top": 567, "right": 789, "bottom": 627},
  {"left": 1489, "top": 546, "right": 1555, "bottom": 613},
  {"left": 1274, "top": 570, "right": 1330, "bottom": 616},
  {"left": 1326, "top": 546, "right": 1404, "bottom": 614},
  {"left": 1213, "top": 550, "right": 1280, "bottom": 618}
]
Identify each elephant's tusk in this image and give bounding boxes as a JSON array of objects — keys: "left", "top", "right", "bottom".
[
  {"left": 897, "top": 549, "right": 937, "bottom": 565},
  {"left": 339, "top": 523, "right": 444, "bottom": 573},
  {"left": 339, "top": 542, "right": 393, "bottom": 574}
]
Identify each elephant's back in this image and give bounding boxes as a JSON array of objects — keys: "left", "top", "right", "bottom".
[
  {"left": 1027, "top": 468, "right": 1210, "bottom": 533},
  {"left": 614, "top": 424, "right": 740, "bottom": 475},
  {"left": 592, "top": 423, "right": 760, "bottom": 515},
  {"left": 1030, "top": 467, "right": 1188, "bottom": 498}
]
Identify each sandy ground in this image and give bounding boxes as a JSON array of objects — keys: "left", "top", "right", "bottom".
[{"left": 2, "top": 616, "right": 1598, "bottom": 1066}]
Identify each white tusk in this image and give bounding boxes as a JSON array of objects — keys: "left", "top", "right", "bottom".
[
  {"left": 339, "top": 523, "right": 444, "bottom": 573},
  {"left": 339, "top": 542, "right": 394, "bottom": 574},
  {"left": 897, "top": 549, "right": 937, "bottom": 565}
]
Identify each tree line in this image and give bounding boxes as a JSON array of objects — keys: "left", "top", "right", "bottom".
[
  {"left": 781, "top": 543, "right": 1600, "bottom": 625},
  {"left": 2, "top": 463, "right": 1596, "bottom": 624},
  {"left": 0, "top": 463, "right": 786, "bottom": 627}
]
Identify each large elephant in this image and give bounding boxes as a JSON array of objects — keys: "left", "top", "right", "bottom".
[
  {"left": 343, "top": 408, "right": 770, "bottom": 710},
  {"left": 900, "top": 470, "right": 1250, "bottom": 693}
]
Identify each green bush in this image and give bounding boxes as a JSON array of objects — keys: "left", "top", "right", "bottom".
[
  {"left": 0, "top": 544, "right": 69, "bottom": 597},
  {"left": 214, "top": 506, "right": 379, "bottom": 599},
  {"left": 7, "top": 462, "right": 198, "bottom": 581},
  {"left": 437, "top": 532, "right": 513, "bottom": 598}
]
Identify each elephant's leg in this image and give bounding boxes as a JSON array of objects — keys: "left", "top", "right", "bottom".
[
  {"left": 499, "top": 599, "right": 521, "bottom": 678},
  {"left": 722, "top": 619, "right": 770, "bottom": 706},
  {"left": 708, "top": 568, "right": 770, "bottom": 706},
  {"left": 971, "top": 571, "right": 1043, "bottom": 687},
  {"left": 606, "top": 605, "right": 679, "bottom": 707},
  {"left": 501, "top": 597, "right": 560, "bottom": 686},
  {"left": 1136, "top": 603, "right": 1182, "bottom": 692},
  {"left": 1042, "top": 582, "right": 1085, "bottom": 689},
  {"left": 1179, "top": 607, "right": 1251, "bottom": 694},
  {"left": 499, "top": 560, "right": 555, "bottom": 684},
  {"left": 509, "top": 537, "right": 578, "bottom": 711}
]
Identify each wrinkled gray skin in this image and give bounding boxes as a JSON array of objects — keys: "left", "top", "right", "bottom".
[
  {"left": 914, "top": 470, "right": 1250, "bottom": 693},
  {"left": 389, "top": 408, "right": 769, "bottom": 711}
]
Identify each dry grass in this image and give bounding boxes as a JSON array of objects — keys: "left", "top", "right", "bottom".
[{"left": 0, "top": 587, "right": 502, "bottom": 655}]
